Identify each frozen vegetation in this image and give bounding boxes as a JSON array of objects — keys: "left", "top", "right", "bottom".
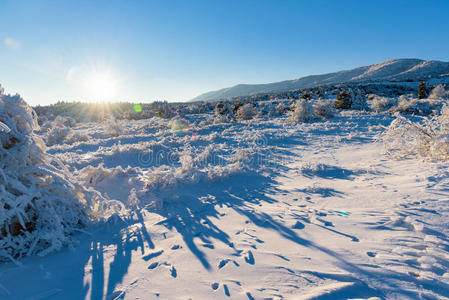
[{"left": 1, "top": 82, "right": 449, "bottom": 299}]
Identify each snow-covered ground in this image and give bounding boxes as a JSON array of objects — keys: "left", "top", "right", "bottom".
[{"left": 2, "top": 110, "right": 449, "bottom": 299}]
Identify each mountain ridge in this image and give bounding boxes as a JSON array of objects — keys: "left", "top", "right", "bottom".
[{"left": 191, "top": 59, "right": 449, "bottom": 102}]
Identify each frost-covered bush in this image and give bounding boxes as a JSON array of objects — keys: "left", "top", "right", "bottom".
[
  {"left": 289, "top": 99, "right": 315, "bottom": 123},
  {"left": 0, "top": 87, "right": 124, "bottom": 262},
  {"left": 213, "top": 114, "right": 232, "bottom": 124},
  {"left": 313, "top": 100, "right": 335, "bottom": 119},
  {"left": 383, "top": 115, "right": 431, "bottom": 159},
  {"left": 395, "top": 95, "right": 414, "bottom": 112},
  {"left": 53, "top": 115, "right": 76, "bottom": 127},
  {"left": 429, "top": 84, "right": 448, "bottom": 100},
  {"left": 46, "top": 125, "right": 89, "bottom": 146},
  {"left": 156, "top": 101, "right": 175, "bottom": 119},
  {"left": 350, "top": 89, "right": 368, "bottom": 110},
  {"left": 388, "top": 95, "right": 442, "bottom": 116},
  {"left": 275, "top": 102, "right": 288, "bottom": 115},
  {"left": 168, "top": 117, "right": 190, "bottom": 135},
  {"left": 66, "top": 131, "right": 89, "bottom": 144},
  {"left": 214, "top": 102, "right": 234, "bottom": 118},
  {"left": 369, "top": 95, "right": 397, "bottom": 113},
  {"left": 383, "top": 105, "right": 449, "bottom": 160},
  {"left": 141, "top": 145, "right": 253, "bottom": 191},
  {"left": 105, "top": 117, "right": 124, "bottom": 137},
  {"left": 46, "top": 125, "right": 72, "bottom": 146},
  {"left": 236, "top": 103, "right": 257, "bottom": 121},
  {"left": 267, "top": 101, "right": 289, "bottom": 117}
]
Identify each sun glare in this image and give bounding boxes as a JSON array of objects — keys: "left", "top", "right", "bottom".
[{"left": 84, "top": 70, "right": 117, "bottom": 102}]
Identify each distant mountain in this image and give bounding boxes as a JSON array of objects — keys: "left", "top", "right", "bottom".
[{"left": 191, "top": 59, "right": 449, "bottom": 102}]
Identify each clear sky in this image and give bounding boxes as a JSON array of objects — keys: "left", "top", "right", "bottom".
[{"left": 1, "top": 0, "right": 449, "bottom": 105}]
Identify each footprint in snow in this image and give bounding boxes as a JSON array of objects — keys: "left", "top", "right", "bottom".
[
  {"left": 316, "top": 217, "right": 333, "bottom": 227},
  {"left": 148, "top": 262, "right": 159, "bottom": 269},
  {"left": 218, "top": 259, "right": 230, "bottom": 269},
  {"left": 244, "top": 250, "right": 255, "bottom": 265},
  {"left": 223, "top": 284, "right": 230, "bottom": 297},
  {"left": 211, "top": 282, "right": 219, "bottom": 290},
  {"left": 292, "top": 221, "right": 305, "bottom": 230},
  {"left": 367, "top": 251, "right": 377, "bottom": 257},
  {"left": 170, "top": 266, "right": 177, "bottom": 278}
]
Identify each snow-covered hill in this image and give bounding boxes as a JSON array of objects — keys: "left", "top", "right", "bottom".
[{"left": 191, "top": 59, "right": 449, "bottom": 102}]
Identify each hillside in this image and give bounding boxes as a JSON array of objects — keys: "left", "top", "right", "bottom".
[{"left": 191, "top": 59, "right": 449, "bottom": 102}]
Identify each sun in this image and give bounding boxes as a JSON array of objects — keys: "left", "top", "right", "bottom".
[{"left": 84, "top": 70, "right": 117, "bottom": 101}]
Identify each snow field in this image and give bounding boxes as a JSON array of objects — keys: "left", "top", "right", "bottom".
[{"left": 2, "top": 84, "right": 449, "bottom": 298}]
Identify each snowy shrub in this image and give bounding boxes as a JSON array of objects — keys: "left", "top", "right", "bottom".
[
  {"left": 46, "top": 125, "right": 89, "bottom": 146},
  {"left": 276, "top": 102, "right": 288, "bottom": 115},
  {"left": 168, "top": 117, "right": 190, "bottom": 135},
  {"left": 214, "top": 102, "right": 224, "bottom": 116},
  {"left": 383, "top": 115, "right": 431, "bottom": 159},
  {"left": 0, "top": 88, "right": 124, "bottom": 262},
  {"left": 46, "top": 125, "right": 72, "bottom": 146},
  {"left": 236, "top": 103, "right": 257, "bottom": 121},
  {"left": 350, "top": 89, "right": 368, "bottom": 110},
  {"left": 289, "top": 99, "right": 315, "bottom": 123},
  {"left": 156, "top": 101, "right": 175, "bottom": 119},
  {"left": 66, "top": 131, "right": 89, "bottom": 144},
  {"left": 383, "top": 105, "right": 449, "bottom": 160},
  {"left": 395, "top": 95, "right": 415, "bottom": 112},
  {"left": 370, "top": 95, "right": 397, "bottom": 113},
  {"left": 53, "top": 115, "right": 76, "bottom": 127},
  {"left": 429, "top": 84, "right": 448, "bottom": 100},
  {"left": 214, "top": 102, "right": 234, "bottom": 118},
  {"left": 439, "top": 104, "right": 449, "bottom": 134},
  {"left": 213, "top": 114, "right": 232, "bottom": 124},
  {"left": 267, "top": 101, "right": 289, "bottom": 117},
  {"left": 313, "top": 100, "right": 335, "bottom": 119},
  {"left": 37, "top": 115, "right": 48, "bottom": 126},
  {"left": 77, "top": 163, "right": 135, "bottom": 186},
  {"left": 232, "top": 101, "right": 243, "bottom": 115},
  {"left": 391, "top": 95, "right": 442, "bottom": 116},
  {"left": 127, "top": 188, "right": 140, "bottom": 209},
  {"left": 105, "top": 117, "right": 124, "bottom": 137}
]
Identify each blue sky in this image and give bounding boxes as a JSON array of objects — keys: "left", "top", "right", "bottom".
[{"left": 1, "top": 0, "right": 449, "bottom": 105}]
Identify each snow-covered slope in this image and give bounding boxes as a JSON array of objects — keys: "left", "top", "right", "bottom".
[{"left": 191, "top": 59, "right": 449, "bottom": 101}]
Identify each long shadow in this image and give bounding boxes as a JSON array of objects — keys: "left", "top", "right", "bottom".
[
  {"left": 150, "top": 171, "right": 284, "bottom": 270},
  {"left": 0, "top": 214, "right": 149, "bottom": 300},
  {"left": 140, "top": 163, "right": 449, "bottom": 299},
  {"left": 86, "top": 216, "right": 148, "bottom": 300}
]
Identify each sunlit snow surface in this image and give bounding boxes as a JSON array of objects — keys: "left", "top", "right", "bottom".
[{"left": 2, "top": 111, "right": 449, "bottom": 299}]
